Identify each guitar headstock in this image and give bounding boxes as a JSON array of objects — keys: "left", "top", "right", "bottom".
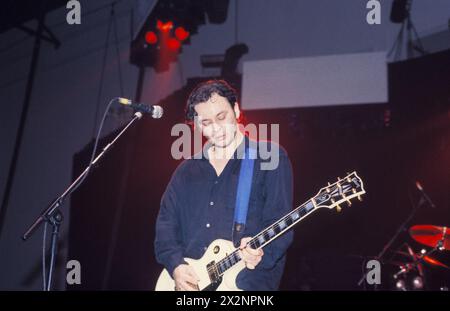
[{"left": 313, "top": 171, "right": 366, "bottom": 212}]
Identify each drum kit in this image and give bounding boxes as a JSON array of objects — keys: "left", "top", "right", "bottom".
[
  {"left": 387, "top": 225, "right": 449, "bottom": 291},
  {"left": 358, "top": 182, "right": 450, "bottom": 291}
]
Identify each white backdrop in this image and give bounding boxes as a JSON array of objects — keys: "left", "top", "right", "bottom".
[{"left": 242, "top": 51, "right": 388, "bottom": 110}]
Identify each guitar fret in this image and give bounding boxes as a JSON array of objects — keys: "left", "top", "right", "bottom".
[
  {"left": 285, "top": 217, "right": 293, "bottom": 226},
  {"left": 230, "top": 254, "right": 236, "bottom": 265},
  {"left": 273, "top": 224, "right": 281, "bottom": 235},
  {"left": 251, "top": 239, "right": 260, "bottom": 248},
  {"left": 223, "top": 259, "right": 230, "bottom": 271},
  {"left": 304, "top": 200, "right": 314, "bottom": 212},
  {"left": 222, "top": 261, "right": 228, "bottom": 273},
  {"left": 257, "top": 235, "right": 265, "bottom": 245},
  {"left": 234, "top": 252, "right": 240, "bottom": 262},
  {"left": 227, "top": 257, "right": 233, "bottom": 267}
]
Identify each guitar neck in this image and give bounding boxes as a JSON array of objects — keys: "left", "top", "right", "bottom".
[
  {"left": 211, "top": 171, "right": 365, "bottom": 280},
  {"left": 250, "top": 199, "right": 318, "bottom": 249},
  {"left": 215, "top": 198, "right": 320, "bottom": 276}
]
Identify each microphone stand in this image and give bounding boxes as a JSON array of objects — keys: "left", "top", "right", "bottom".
[{"left": 22, "top": 112, "right": 143, "bottom": 291}]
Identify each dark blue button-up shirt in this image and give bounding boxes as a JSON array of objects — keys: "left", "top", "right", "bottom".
[{"left": 154, "top": 136, "right": 294, "bottom": 290}]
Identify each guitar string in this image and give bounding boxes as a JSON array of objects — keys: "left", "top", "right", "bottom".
[
  {"left": 214, "top": 201, "right": 312, "bottom": 275},
  {"left": 211, "top": 179, "right": 360, "bottom": 276},
  {"left": 213, "top": 181, "right": 359, "bottom": 275}
]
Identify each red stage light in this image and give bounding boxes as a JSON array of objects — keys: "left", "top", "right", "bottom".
[
  {"left": 167, "top": 38, "right": 181, "bottom": 51},
  {"left": 145, "top": 31, "right": 158, "bottom": 44},
  {"left": 157, "top": 20, "right": 173, "bottom": 32},
  {"left": 175, "top": 27, "right": 189, "bottom": 41}
]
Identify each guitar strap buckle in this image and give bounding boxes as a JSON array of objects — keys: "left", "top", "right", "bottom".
[{"left": 234, "top": 223, "right": 243, "bottom": 232}]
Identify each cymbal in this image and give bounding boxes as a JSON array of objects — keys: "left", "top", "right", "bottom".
[
  {"left": 422, "top": 255, "right": 449, "bottom": 269},
  {"left": 409, "top": 225, "right": 450, "bottom": 250},
  {"left": 392, "top": 250, "right": 449, "bottom": 269}
]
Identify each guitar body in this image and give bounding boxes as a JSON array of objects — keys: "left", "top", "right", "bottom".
[{"left": 155, "top": 239, "right": 245, "bottom": 291}]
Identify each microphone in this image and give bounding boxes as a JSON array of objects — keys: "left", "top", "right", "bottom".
[
  {"left": 117, "top": 98, "right": 163, "bottom": 119},
  {"left": 415, "top": 181, "right": 436, "bottom": 208}
]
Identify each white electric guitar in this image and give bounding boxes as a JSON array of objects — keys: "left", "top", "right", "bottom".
[{"left": 155, "top": 171, "right": 366, "bottom": 291}]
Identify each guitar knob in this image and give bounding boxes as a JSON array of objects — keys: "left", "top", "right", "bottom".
[{"left": 336, "top": 205, "right": 342, "bottom": 212}]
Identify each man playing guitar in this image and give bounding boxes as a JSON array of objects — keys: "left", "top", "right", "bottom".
[{"left": 154, "top": 80, "right": 294, "bottom": 291}]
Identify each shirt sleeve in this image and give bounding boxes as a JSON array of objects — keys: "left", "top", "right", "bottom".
[
  {"left": 238, "top": 147, "right": 294, "bottom": 290},
  {"left": 259, "top": 150, "right": 294, "bottom": 270},
  {"left": 154, "top": 164, "right": 187, "bottom": 277}
]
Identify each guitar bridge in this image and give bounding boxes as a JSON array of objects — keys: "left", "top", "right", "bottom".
[
  {"left": 206, "top": 261, "right": 220, "bottom": 283},
  {"left": 202, "top": 260, "right": 223, "bottom": 291}
]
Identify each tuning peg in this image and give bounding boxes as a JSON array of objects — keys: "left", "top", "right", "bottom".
[
  {"left": 346, "top": 199, "right": 352, "bottom": 206},
  {"left": 336, "top": 204, "right": 342, "bottom": 212},
  {"left": 358, "top": 195, "right": 363, "bottom": 201},
  {"left": 346, "top": 176, "right": 351, "bottom": 182},
  {"left": 326, "top": 182, "right": 331, "bottom": 193}
]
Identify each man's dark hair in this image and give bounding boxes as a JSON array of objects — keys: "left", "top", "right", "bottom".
[{"left": 185, "top": 80, "right": 239, "bottom": 123}]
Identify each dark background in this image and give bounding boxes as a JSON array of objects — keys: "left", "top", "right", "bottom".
[{"left": 69, "top": 49, "right": 450, "bottom": 290}]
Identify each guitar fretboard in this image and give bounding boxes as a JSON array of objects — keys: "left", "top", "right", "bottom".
[{"left": 214, "top": 199, "right": 317, "bottom": 276}]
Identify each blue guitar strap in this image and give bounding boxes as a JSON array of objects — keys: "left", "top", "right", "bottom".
[{"left": 232, "top": 143, "right": 257, "bottom": 246}]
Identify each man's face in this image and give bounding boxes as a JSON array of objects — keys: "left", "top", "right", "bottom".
[{"left": 194, "top": 93, "right": 240, "bottom": 148}]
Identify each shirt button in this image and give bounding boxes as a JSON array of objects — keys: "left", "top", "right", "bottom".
[
  {"left": 209, "top": 201, "right": 214, "bottom": 206},
  {"left": 203, "top": 246, "right": 207, "bottom": 251},
  {"left": 206, "top": 223, "right": 211, "bottom": 228},
  {"left": 214, "top": 181, "right": 218, "bottom": 184}
]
